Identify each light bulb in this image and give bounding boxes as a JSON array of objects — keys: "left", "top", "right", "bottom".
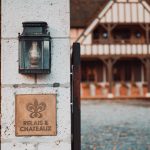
[{"left": 29, "top": 41, "right": 41, "bottom": 68}]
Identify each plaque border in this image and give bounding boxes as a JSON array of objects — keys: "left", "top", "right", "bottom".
[{"left": 15, "top": 94, "right": 57, "bottom": 136}]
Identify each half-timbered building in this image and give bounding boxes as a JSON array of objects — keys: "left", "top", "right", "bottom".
[{"left": 70, "top": 0, "right": 150, "bottom": 99}]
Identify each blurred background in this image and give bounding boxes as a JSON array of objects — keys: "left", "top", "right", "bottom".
[{"left": 70, "top": 0, "right": 150, "bottom": 149}]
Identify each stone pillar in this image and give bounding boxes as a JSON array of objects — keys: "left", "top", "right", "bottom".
[{"left": 1, "top": 0, "right": 71, "bottom": 150}]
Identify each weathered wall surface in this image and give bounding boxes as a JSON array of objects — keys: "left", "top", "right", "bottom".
[{"left": 1, "top": 0, "right": 71, "bottom": 149}]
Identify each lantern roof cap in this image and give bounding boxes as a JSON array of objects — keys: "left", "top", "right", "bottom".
[{"left": 22, "top": 21, "right": 47, "bottom": 27}]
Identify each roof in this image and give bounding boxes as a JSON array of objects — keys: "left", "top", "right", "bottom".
[
  {"left": 70, "top": 0, "right": 150, "bottom": 28},
  {"left": 77, "top": 0, "right": 150, "bottom": 44},
  {"left": 70, "top": 0, "right": 109, "bottom": 28}
]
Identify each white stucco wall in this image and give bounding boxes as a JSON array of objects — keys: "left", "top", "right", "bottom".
[{"left": 1, "top": 0, "right": 71, "bottom": 150}]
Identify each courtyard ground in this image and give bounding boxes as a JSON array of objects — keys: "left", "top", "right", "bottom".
[{"left": 81, "top": 100, "right": 150, "bottom": 150}]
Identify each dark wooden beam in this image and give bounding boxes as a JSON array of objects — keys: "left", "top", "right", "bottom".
[
  {"left": 82, "top": 55, "right": 149, "bottom": 60},
  {"left": 108, "top": 24, "right": 113, "bottom": 44},
  {"left": 107, "top": 59, "right": 113, "bottom": 93},
  {"left": 139, "top": 23, "right": 145, "bottom": 30},
  {"left": 100, "top": 24, "right": 108, "bottom": 31},
  {"left": 146, "top": 24, "right": 149, "bottom": 44},
  {"left": 71, "top": 43, "right": 81, "bottom": 150},
  {"left": 110, "top": 24, "right": 117, "bottom": 30}
]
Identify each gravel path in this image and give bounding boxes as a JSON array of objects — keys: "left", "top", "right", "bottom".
[{"left": 81, "top": 100, "right": 150, "bottom": 150}]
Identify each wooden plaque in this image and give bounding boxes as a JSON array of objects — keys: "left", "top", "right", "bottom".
[{"left": 15, "top": 94, "right": 56, "bottom": 136}]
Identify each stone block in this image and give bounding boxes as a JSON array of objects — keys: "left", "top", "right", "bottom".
[
  {"left": 1, "top": 0, "right": 70, "bottom": 38},
  {"left": 1, "top": 39, "right": 35, "bottom": 85},
  {"left": 37, "top": 39, "right": 70, "bottom": 84},
  {"left": 38, "top": 142, "right": 71, "bottom": 150},
  {"left": 1, "top": 143, "right": 35, "bottom": 150},
  {"left": 1, "top": 87, "right": 71, "bottom": 142},
  {"left": 1, "top": 87, "right": 15, "bottom": 139},
  {"left": 1, "top": 38, "right": 70, "bottom": 85}
]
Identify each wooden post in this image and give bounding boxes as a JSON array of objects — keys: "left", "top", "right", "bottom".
[
  {"left": 146, "top": 58, "right": 150, "bottom": 93},
  {"left": 71, "top": 43, "right": 81, "bottom": 150},
  {"left": 146, "top": 24, "right": 149, "bottom": 44},
  {"left": 131, "top": 63, "right": 135, "bottom": 84},
  {"left": 108, "top": 24, "right": 113, "bottom": 44},
  {"left": 108, "top": 24, "right": 112, "bottom": 55},
  {"left": 108, "top": 59, "right": 113, "bottom": 94},
  {"left": 146, "top": 24, "right": 150, "bottom": 55}
]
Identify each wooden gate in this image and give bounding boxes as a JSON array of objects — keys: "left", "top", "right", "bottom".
[{"left": 71, "top": 43, "right": 81, "bottom": 150}]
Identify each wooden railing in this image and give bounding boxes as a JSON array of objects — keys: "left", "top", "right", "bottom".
[{"left": 81, "top": 44, "right": 150, "bottom": 56}]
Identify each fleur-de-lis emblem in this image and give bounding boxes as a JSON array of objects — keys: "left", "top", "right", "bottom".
[{"left": 26, "top": 99, "right": 46, "bottom": 118}]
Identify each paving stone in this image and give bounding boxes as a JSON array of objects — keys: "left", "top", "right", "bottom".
[{"left": 81, "top": 100, "right": 150, "bottom": 150}]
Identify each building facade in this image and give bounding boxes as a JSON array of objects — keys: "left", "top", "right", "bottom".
[{"left": 71, "top": 0, "right": 150, "bottom": 99}]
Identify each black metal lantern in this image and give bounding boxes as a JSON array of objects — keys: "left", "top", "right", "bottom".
[{"left": 18, "top": 22, "right": 51, "bottom": 74}]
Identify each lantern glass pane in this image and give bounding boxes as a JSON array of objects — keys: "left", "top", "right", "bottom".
[
  {"left": 28, "top": 40, "right": 42, "bottom": 69},
  {"left": 43, "top": 41, "right": 50, "bottom": 69},
  {"left": 21, "top": 40, "right": 43, "bottom": 69},
  {"left": 19, "top": 41, "right": 25, "bottom": 69}
]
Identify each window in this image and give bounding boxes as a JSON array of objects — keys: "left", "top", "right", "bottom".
[
  {"left": 112, "top": 25, "right": 146, "bottom": 44},
  {"left": 92, "top": 26, "right": 108, "bottom": 44}
]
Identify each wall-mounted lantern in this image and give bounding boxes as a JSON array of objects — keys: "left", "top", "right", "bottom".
[{"left": 18, "top": 22, "right": 51, "bottom": 74}]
